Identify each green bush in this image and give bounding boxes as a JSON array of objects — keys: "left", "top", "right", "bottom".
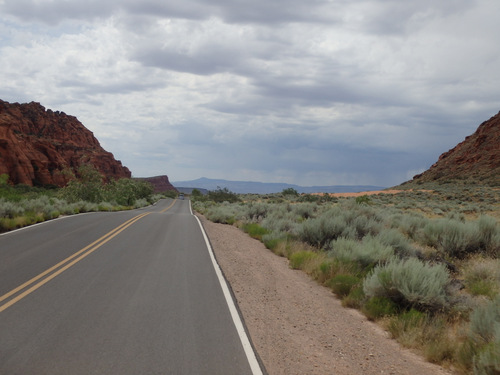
[
  {"left": 363, "top": 257, "right": 450, "bottom": 311},
  {"left": 262, "top": 231, "right": 287, "bottom": 251},
  {"left": 289, "top": 251, "right": 317, "bottom": 270},
  {"left": 207, "top": 187, "right": 240, "bottom": 203},
  {"left": 327, "top": 274, "right": 360, "bottom": 297},
  {"left": 342, "top": 286, "right": 365, "bottom": 308},
  {"left": 242, "top": 223, "right": 269, "bottom": 240},
  {"left": 387, "top": 308, "right": 426, "bottom": 338},
  {"left": 362, "top": 296, "right": 399, "bottom": 320}
]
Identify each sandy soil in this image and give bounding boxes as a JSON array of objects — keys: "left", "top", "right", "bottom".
[
  {"left": 312, "top": 189, "right": 433, "bottom": 198},
  {"left": 198, "top": 215, "right": 452, "bottom": 375}
]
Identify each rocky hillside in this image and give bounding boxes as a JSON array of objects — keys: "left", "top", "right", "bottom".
[
  {"left": 410, "top": 111, "right": 500, "bottom": 186},
  {"left": 0, "top": 99, "right": 131, "bottom": 186}
]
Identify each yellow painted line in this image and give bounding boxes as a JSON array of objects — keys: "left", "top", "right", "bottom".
[
  {"left": 160, "top": 199, "right": 176, "bottom": 213},
  {"left": 0, "top": 212, "right": 150, "bottom": 313}
]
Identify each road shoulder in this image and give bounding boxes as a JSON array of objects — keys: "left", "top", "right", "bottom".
[{"left": 198, "top": 214, "right": 452, "bottom": 375}]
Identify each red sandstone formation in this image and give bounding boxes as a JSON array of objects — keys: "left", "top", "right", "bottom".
[
  {"left": 412, "top": 111, "right": 500, "bottom": 185},
  {"left": 136, "top": 175, "right": 177, "bottom": 193},
  {"left": 0, "top": 99, "right": 131, "bottom": 186}
]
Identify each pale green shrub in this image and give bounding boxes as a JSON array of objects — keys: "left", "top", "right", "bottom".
[
  {"left": 474, "top": 342, "right": 500, "bottom": 375},
  {"left": 260, "top": 205, "right": 300, "bottom": 234},
  {"left": 464, "top": 258, "right": 500, "bottom": 298},
  {"left": 206, "top": 202, "right": 241, "bottom": 224},
  {"left": 363, "top": 257, "right": 450, "bottom": 311},
  {"left": 0, "top": 199, "right": 25, "bottom": 218},
  {"left": 377, "top": 228, "right": 416, "bottom": 257},
  {"left": 244, "top": 202, "right": 271, "bottom": 221},
  {"left": 133, "top": 198, "right": 149, "bottom": 208},
  {"left": 469, "top": 297, "right": 500, "bottom": 375},
  {"left": 469, "top": 296, "right": 500, "bottom": 344},
  {"left": 329, "top": 236, "right": 394, "bottom": 269}
]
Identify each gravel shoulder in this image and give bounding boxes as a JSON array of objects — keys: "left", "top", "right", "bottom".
[{"left": 198, "top": 214, "right": 452, "bottom": 375}]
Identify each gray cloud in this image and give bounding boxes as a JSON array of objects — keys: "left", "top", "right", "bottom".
[{"left": 0, "top": 0, "right": 498, "bottom": 186}]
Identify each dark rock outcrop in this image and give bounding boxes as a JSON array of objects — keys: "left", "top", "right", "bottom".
[
  {"left": 411, "top": 111, "right": 500, "bottom": 186},
  {"left": 0, "top": 99, "right": 131, "bottom": 186},
  {"left": 136, "top": 175, "right": 177, "bottom": 193}
]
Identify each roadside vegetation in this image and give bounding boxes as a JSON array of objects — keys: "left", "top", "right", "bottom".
[
  {"left": 193, "top": 183, "right": 500, "bottom": 374},
  {"left": 0, "top": 167, "right": 177, "bottom": 232}
]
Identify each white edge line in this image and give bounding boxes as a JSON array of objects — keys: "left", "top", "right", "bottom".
[
  {"left": 190, "top": 201, "right": 263, "bottom": 375},
  {"left": 0, "top": 213, "right": 89, "bottom": 237}
]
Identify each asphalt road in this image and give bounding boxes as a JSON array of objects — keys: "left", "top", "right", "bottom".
[{"left": 0, "top": 199, "right": 262, "bottom": 375}]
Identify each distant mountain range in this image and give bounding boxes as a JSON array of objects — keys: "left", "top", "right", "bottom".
[{"left": 172, "top": 177, "right": 386, "bottom": 194}]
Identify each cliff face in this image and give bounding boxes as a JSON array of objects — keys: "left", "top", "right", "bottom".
[
  {"left": 411, "top": 111, "right": 500, "bottom": 186},
  {"left": 0, "top": 100, "right": 131, "bottom": 186},
  {"left": 136, "top": 175, "right": 177, "bottom": 193}
]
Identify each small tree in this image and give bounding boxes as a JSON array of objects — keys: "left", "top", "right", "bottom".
[
  {"left": 282, "top": 187, "right": 299, "bottom": 196},
  {"left": 60, "top": 164, "right": 105, "bottom": 203},
  {"left": 207, "top": 187, "right": 240, "bottom": 203},
  {"left": 191, "top": 188, "right": 202, "bottom": 198}
]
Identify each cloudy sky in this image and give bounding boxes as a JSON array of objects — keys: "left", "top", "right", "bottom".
[{"left": 1, "top": 0, "right": 499, "bottom": 187}]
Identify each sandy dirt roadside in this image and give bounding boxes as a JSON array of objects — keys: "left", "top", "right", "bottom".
[{"left": 198, "top": 214, "right": 452, "bottom": 375}]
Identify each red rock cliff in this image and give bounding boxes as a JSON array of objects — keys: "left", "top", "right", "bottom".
[
  {"left": 0, "top": 99, "right": 131, "bottom": 186},
  {"left": 136, "top": 175, "right": 177, "bottom": 193},
  {"left": 412, "top": 111, "right": 500, "bottom": 185}
]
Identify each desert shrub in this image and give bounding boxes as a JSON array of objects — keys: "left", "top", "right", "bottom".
[
  {"left": 0, "top": 199, "right": 25, "bottom": 218},
  {"left": 289, "top": 251, "right": 317, "bottom": 270},
  {"left": 207, "top": 187, "right": 240, "bottom": 203},
  {"left": 387, "top": 308, "right": 426, "bottom": 339},
  {"left": 469, "top": 296, "right": 500, "bottom": 345},
  {"left": 477, "top": 216, "right": 500, "bottom": 256},
  {"left": 260, "top": 205, "right": 300, "bottom": 234},
  {"left": 291, "top": 202, "right": 318, "bottom": 220},
  {"left": 327, "top": 274, "right": 361, "bottom": 297},
  {"left": 133, "top": 198, "right": 150, "bottom": 208},
  {"left": 363, "top": 257, "right": 450, "bottom": 311},
  {"left": 205, "top": 202, "right": 241, "bottom": 224},
  {"left": 329, "top": 236, "right": 394, "bottom": 270},
  {"left": 298, "top": 209, "right": 348, "bottom": 247},
  {"left": 468, "top": 297, "right": 500, "bottom": 375},
  {"left": 342, "top": 286, "right": 365, "bottom": 308},
  {"left": 419, "top": 216, "right": 499, "bottom": 258},
  {"left": 242, "top": 223, "right": 269, "bottom": 240},
  {"left": 362, "top": 296, "right": 399, "bottom": 320},
  {"left": 376, "top": 228, "right": 416, "bottom": 257},
  {"left": 261, "top": 231, "right": 288, "bottom": 251},
  {"left": 464, "top": 258, "right": 500, "bottom": 299},
  {"left": 355, "top": 194, "right": 371, "bottom": 205},
  {"left": 244, "top": 202, "right": 271, "bottom": 221},
  {"left": 399, "top": 213, "right": 428, "bottom": 240},
  {"left": 474, "top": 342, "right": 500, "bottom": 375}
]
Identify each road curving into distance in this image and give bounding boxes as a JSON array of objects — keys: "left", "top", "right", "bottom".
[{"left": 0, "top": 199, "right": 264, "bottom": 375}]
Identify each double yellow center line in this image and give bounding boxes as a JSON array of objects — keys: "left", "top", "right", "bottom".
[
  {"left": 0, "top": 199, "right": 177, "bottom": 313},
  {"left": 0, "top": 213, "right": 149, "bottom": 313},
  {"left": 0, "top": 212, "right": 150, "bottom": 312}
]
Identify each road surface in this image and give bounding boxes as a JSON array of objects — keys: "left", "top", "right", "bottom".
[{"left": 0, "top": 199, "right": 263, "bottom": 375}]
